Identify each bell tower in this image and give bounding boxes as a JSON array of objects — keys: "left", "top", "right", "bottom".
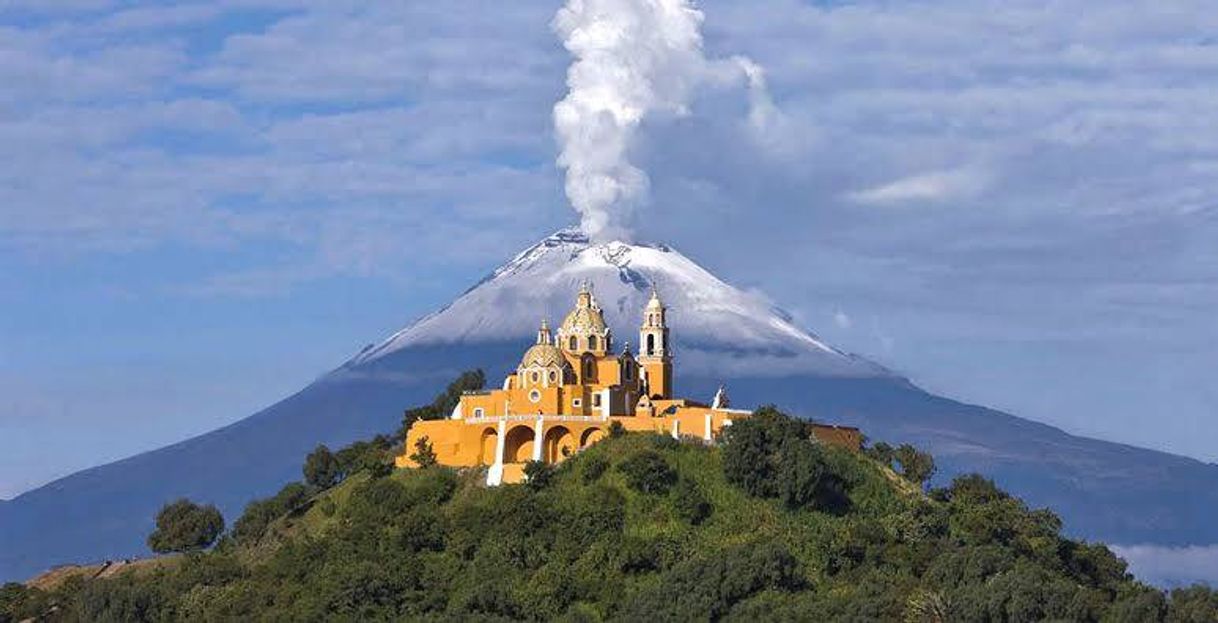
[{"left": 638, "top": 288, "right": 672, "bottom": 399}]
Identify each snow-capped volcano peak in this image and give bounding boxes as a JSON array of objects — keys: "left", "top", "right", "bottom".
[{"left": 356, "top": 229, "right": 886, "bottom": 377}]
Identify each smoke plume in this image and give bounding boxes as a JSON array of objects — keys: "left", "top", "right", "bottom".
[{"left": 552, "top": 0, "right": 774, "bottom": 241}]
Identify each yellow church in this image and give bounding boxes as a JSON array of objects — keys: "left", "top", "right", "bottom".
[{"left": 396, "top": 285, "right": 754, "bottom": 485}]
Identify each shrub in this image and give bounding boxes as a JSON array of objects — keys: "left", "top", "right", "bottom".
[
  {"left": 608, "top": 421, "right": 626, "bottom": 438},
  {"left": 617, "top": 450, "right": 676, "bottom": 494},
  {"left": 581, "top": 455, "right": 609, "bottom": 484},
  {"left": 523, "top": 461, "right": 555, "bottom": 491},
  {"left": 147, "top": 499, "right": 225, "bottom": 554},
  {"left": 232, "top": 482, "right": 310, "bottom": 545},
  {"left": 621, "top": 542, "right": 803, "bottom": 620},
  {"left": 671, "top": 478, "right": 712, "bottom": 525},
  {"left": 865, "top": 441, "right": 895, "bottom": 466},
  {"left": 1, "top": 583, "right": 46, "bottom": 622},
  {"left": 410, "top": 436, "right": 438, "bottom": 469}
]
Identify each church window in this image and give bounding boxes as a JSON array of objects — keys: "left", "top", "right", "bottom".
[
  {"left": 529, "top": 389, "right": 541, "bottom": 403},
  {"left": 473, "top": 408, "right": 485, "bottom": 418},
  {"left": 569, "top": 336, "right": 578, "bottom": 350},
  {"left": 531, "top": 371, "right": 540, "bottom": 384},
  {"left": 646, "top": 334, "right": 655, "bottom": 355},
  {"left": 592, "top": 394, "right": 602, "bottom": 407},
  {"left": 624, "top": 364, "right": 632, "bottom": 380},
  {"left": 588, "top": 335, "right": 598, "bottom": 350},
  {"left": 573, "top": 398, "right": 582, "bottom": 408},
  {"left": 548, "top": 370, "right": 557, "bottom": 383}
]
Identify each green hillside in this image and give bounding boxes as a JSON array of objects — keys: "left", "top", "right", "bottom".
[{"left": 4, "top": 406, "right": 1216, "bottom": 622}]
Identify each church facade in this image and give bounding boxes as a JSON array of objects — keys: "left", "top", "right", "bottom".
[{"left": 395, "top": 285, "right": 754, "bottom": 485}]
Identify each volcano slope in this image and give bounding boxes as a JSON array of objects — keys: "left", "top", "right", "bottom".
[{"left": 2, "top": 229, "right": 1216, "bottom": 582}]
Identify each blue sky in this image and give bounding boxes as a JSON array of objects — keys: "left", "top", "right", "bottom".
[{"left": 3, "top": 0, "right": 1218, "bottom": 503}]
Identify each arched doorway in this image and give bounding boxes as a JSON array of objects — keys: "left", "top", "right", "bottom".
[
  {"left": 479, "top": 427, "right": 498, "bottom": 465},
  {"left": 543, "top": 426, "right": 576, "bottom": 463},
  {"left": 503, "top": 425, "right": 535, "bottom": 463},
  {"left": 580, "top": 427, "right": 606, "bottom": 448}
]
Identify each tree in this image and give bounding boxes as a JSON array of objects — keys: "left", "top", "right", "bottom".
[
  {"left": 618, "top": 450, "right": 676, "bottom": 494},
  {"left": 722, "top": 406, "right": 850, "bottom": 513},
  {"left": 523, "top": 461, "right": 555, "bottom": 491},
  {"left": 303, "top": 444, "right": 341, "bottom": 489},
  {"left": 894, "top": 444, "right": 936, "bottom": 486},
  {"left": 147, "top": 499, "right": 224, "bottom": 554},
  {"left": 399, "top": 369, "right": 486, "bottom": 439},
  {"left": 866, "top": 441, "right": 896, "bottom": 466},
  {"left": 410, "top": 435, "right": 438, "bottom": 469},
  {"left": 336, "top": 435, "right": 395, "bottom": 477},
  {"left": 231, "top": 482, "right": 309, "bottom": 545},
  {"left": 1167, "top": 585, "right": 1218, "bottom": 622}
]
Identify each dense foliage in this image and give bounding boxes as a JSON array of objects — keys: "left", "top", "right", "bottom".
[
  {"left": 6, "top": 396, "right": 1216, "bottom": 621},
  {"left": 145, "top": 499, "right": 224, "bottom": 554}
]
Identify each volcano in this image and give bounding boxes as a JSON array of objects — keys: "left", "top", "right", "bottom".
[{"left": 3, "top": 229, "right": 1217, "bottom": 581}]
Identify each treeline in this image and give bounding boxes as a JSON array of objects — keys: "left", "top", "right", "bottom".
[{"left": 3, "top": 378, "right": 1217, "bottom": 621}]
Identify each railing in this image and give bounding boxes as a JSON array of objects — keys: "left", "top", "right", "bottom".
[{"left": 464, "top": 414, "right": 609, "bottom": 424}]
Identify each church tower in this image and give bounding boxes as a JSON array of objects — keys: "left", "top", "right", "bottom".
[{"left": 638, "top": 288, "right": 672, "bottom": 399}]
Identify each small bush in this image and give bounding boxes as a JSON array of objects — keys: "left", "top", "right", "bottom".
[
  {"left": 671, "top": 478, "right": 712, "bottom": 525},
  {"left": 608, "top": 421, "right": 626, "bottom": 438},
  {"left": 410, "top": 436, "right": 438, "bottom": 469},
  {"left": 523, "top": 461, "right": 555, "bottom": 491},
  {"left": 581, "top": 455, "right": 609, "bottom": 484},
  {"left": 617, "top": 450, "right": 676, "bottom": 495}
]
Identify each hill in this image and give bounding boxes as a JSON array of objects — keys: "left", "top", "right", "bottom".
[
  {"left": 5, "top": 229, "right": 1218, "bottom": 582},
  {"left": 3, "top": 407, "right": 1215, "bottom": 622}
]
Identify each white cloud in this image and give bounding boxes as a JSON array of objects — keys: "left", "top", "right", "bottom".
[
  {"left": 1112, "top": 544, "right": 1218, "bottom": 588},
  {"left": 833, "top": 309, "right": 852, "bottom": 329},
  {"left": 847, "top": 167, "right": 992, "bottom": 206}
]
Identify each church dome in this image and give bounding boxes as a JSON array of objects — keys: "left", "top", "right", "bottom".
[
  {"left": 646, "top": 288, "right": 664, "bottom": 310},
  {"left": 560, "top": 282, "right": 609, "bottom": 335},
  {"left": 559, "top": 304, "right": 608, "bottom": 334},
  {"left": 520, "top": 343, "right": 569, "bottom": 369}
]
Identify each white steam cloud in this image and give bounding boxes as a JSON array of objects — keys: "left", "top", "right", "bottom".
[{"left": 552, "top": 0, "right": 775, "bottom": 241}]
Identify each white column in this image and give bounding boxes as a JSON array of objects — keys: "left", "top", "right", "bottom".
[
  {"left": 671, "top": 419, "right": 680, "bottom": 440},
  {"left": 487, "top": 419, "right": 507, "bottom": 486},
  {"left": 532, "top": 415, "right": 545, "bottom": 462},
  {"left": 704, "top": 413, "right": 713, "bottom": 442}
]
